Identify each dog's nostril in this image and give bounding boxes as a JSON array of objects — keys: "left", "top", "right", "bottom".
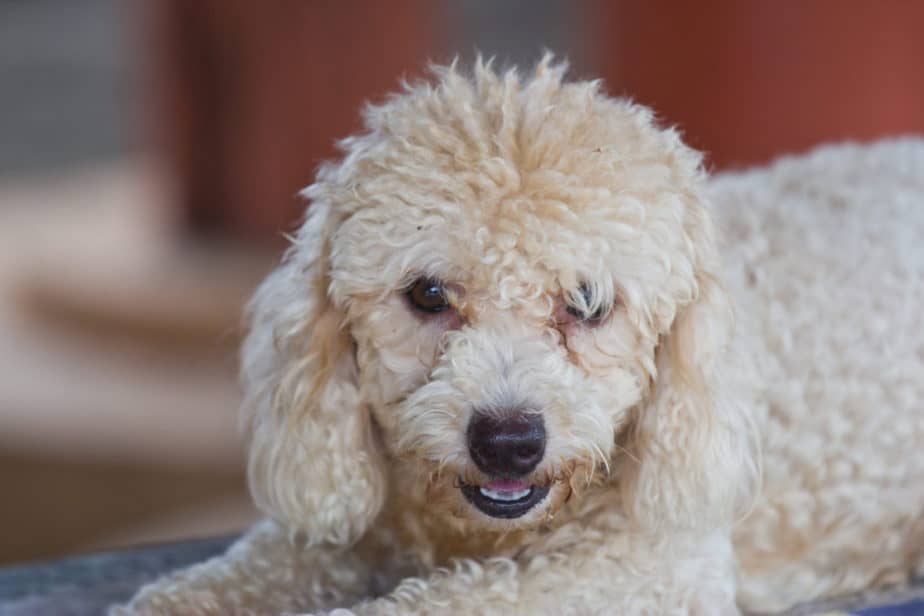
[{"left": 467, "top": 412, "right": 546, "bottom": 478}]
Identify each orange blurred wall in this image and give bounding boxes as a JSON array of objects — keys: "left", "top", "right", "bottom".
[
  {"left": 152, "top": 1, "right": 437, "bottom": 242},
  {"left": 593, "top": 1, "right": 924, "bottom": 169}
]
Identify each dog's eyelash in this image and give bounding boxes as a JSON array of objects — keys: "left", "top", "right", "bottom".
[{"left": 566, "top": 284, "right": 610, "bottom": 323}]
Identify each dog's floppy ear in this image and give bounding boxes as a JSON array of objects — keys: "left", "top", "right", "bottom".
[
  {"left": 622, "top": 207, "right": 759, "bottom": 533},
  {"left": 240, "top": 200, "right": 385, "bottom": 546}
]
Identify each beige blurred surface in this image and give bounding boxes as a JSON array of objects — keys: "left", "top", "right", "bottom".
[{"left": 0, "top": 163, "right": 266, "bottom": 565}]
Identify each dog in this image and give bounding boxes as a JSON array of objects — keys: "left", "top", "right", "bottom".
[{"left": 117, "top": 58, "right": 924, "bottom": 615}]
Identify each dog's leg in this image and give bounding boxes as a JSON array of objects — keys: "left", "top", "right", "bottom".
[
  {"left": 111, "top": 518, "right": 382, "bottom": 616},
  {"left": 310, "top": 529, "right": 740, "bottom": 616}
]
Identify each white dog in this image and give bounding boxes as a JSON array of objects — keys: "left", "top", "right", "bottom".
[{"left": 118, "top": 58, "right": 924, "bottom": 615}]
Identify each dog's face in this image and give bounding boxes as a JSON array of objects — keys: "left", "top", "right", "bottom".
[
  {"left": 332, "top": 177, "right": 660, "bottom": 529},
  {"left": 242, "top": 60, "right": 757, "bottom": 546}
]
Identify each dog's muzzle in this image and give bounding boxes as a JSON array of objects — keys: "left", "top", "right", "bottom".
[{"left": 462, "top": 412, "right": 550, "bottom": 518}]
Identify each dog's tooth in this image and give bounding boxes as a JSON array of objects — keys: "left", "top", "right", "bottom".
[{"left": 479, "top": 487, "right": 532, "bottom": 501}]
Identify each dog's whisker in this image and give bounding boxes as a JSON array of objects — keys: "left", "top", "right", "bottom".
[
  {"left": 590, "top": 443, "right": 610, "bottom": 474},
  {"left": 612, "top": 442, "right": 640, "bottom": 466}
]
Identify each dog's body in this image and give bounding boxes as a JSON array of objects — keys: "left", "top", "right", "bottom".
[
  {"left": 118, "top": 62, "right": 924, "bottom": 615},
  {"left": 719, "top": 140, "right": 924, "bottom": 611}
]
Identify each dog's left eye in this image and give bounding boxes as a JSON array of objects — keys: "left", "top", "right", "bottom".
[
  {"left": 566, "top": 283, "right": 608, "bottom": 323},
  {"left": 407, "top": 277, "right": 449, "bottom": 313}
]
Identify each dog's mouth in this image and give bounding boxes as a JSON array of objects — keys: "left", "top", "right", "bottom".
[{"left": 460, "top": 479, "right": 551, "bottom": 519}]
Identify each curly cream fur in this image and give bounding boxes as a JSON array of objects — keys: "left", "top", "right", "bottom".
[{"left": 116, "top": 58, "right": 924, "bottom": 615}]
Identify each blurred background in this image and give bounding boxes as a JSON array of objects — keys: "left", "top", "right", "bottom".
[{"left": 2, "top": 0, "right": 923, "bottom": 566}]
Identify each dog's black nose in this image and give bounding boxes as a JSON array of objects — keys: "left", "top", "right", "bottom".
[{"left": 467, "top": 412, "right": 546, "bottom": 477}]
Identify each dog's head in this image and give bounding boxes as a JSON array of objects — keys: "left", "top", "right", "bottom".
[{"left": 241, "top": 59, "right": 757, "bottom": 546}]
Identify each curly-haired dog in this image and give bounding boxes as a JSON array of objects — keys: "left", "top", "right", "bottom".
[{"left": 118, "top": 59, "right": 924, "bottom": 615}]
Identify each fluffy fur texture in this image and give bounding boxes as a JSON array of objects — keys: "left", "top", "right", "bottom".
[{"left": 116, "top": 59, "right": 924, "bottom": 615}]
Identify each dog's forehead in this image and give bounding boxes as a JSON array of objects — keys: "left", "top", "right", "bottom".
[
  {"left": 331, "top": 168, "right": 695, "bottom": 312},
  {"left": 445, "top": 193, "right": 635, "bottom": 291},
  {"left": 325, "top": 77, "right": 707, "bottom": 305}
]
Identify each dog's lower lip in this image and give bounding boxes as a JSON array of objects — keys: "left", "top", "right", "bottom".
[{"left": 460, "top": 482, "right": 551, "bottom": 519}]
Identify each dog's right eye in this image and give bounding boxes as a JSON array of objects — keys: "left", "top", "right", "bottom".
[
  {"left": 564, "top": 283, "right": 610, "bottom": 325},
  {"left": 407, "top": 278, "right": 449, "bottom": 313}
]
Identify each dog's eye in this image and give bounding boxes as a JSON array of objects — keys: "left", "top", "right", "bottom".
[
  {"left": 566, "top": 283, "right": 608, "bottom": 323},
  {"left": 407, "top": 278, "right": 449, "bottom": 313}
]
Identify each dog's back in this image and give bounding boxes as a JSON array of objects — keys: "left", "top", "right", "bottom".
[{"left": 712, "top": 139, "right": 924, "bottom": 611}]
